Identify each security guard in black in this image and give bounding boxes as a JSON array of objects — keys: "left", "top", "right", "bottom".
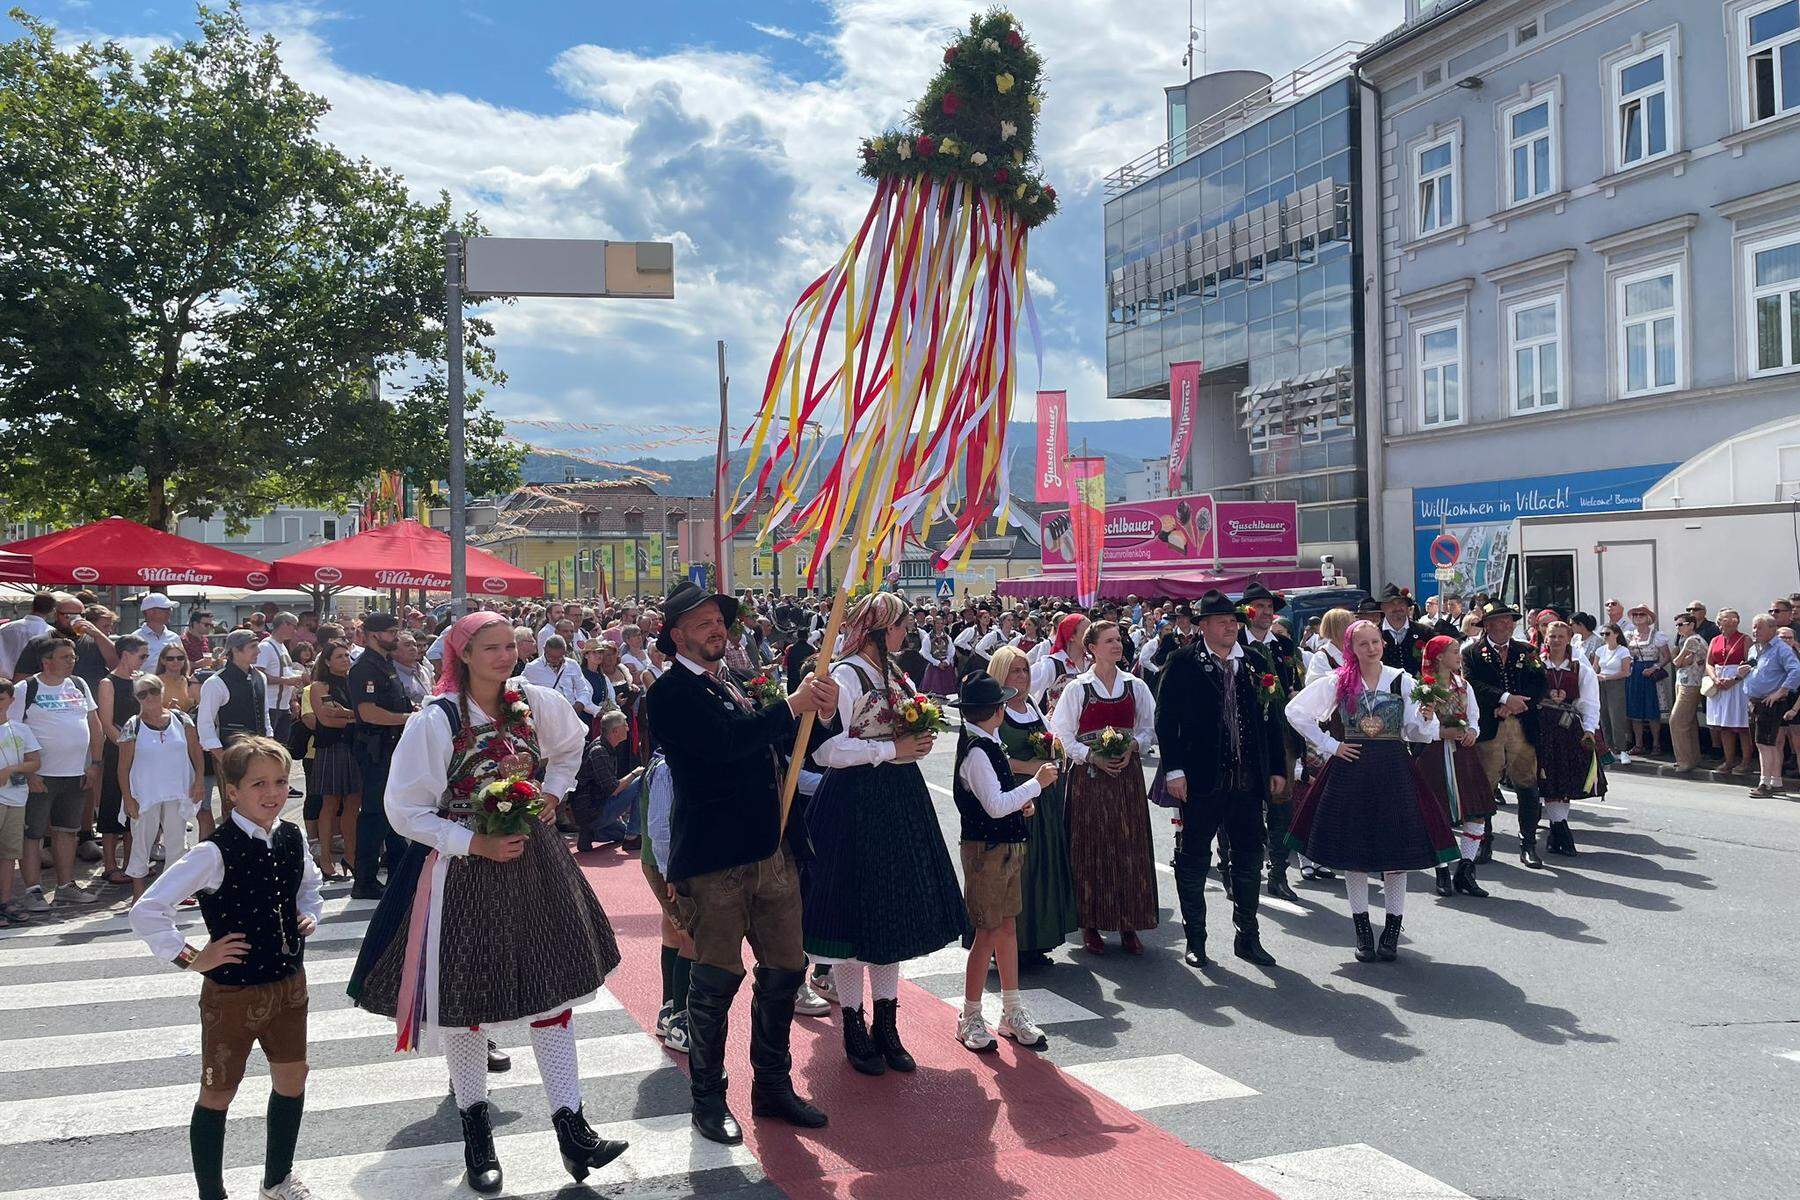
[{"left": 347, "top": 613, "right": 414, "bottom": 896}]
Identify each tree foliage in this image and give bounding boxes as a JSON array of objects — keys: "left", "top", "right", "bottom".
[{"left": 0, "top": 4, "right": 522, "bottom": 530}]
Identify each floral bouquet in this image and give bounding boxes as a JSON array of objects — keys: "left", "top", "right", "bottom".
[
  {"left": 1255, "top": 671, "right": 1283, "bottom": 709},
  {"left": 473, "top": 775, "right": 545, "bottom": 837},
  {"left": 898, "top": 692, "right": 951, "bottom": 734},
  {"left": 745, "top": 673, "right": 787, "bottom": 710},
  {"left": 1080, "top": 725, "right": 1133, "bottom": 761},
  {"left": 1412, "top": 676, "right": 1462, "bottom": 728},
  {"left": 1025, "top": 731, "right": 1063, "bottom": 761}
]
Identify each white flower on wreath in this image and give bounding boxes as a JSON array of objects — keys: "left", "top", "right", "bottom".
[
  {"left": 970, "top": 150, "right": 988, "bottom": 165},
  {"left": 982, "top": 36, "right": 999, "bottom": 51},
  {"left": 1000, "top": 120, "right": 1018, "bottom": 141},
  {"left": 897, "top": 139, "right": 912, "bottom": 160}
]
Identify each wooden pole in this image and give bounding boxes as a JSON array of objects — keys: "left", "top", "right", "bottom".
[{"left": 775, "top": 578, "right": 852, "bottom": 836}]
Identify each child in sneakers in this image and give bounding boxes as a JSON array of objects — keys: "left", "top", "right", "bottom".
[
  {"left": 952, "top": 672, "right": 1058, "bottom": 1053},
  {"left": 129, "top": 737, "right": 323, "bottom": 1200},
  {"left": 0, "top": 680, "right": 43, "bottom": 927},
  {"left": 119, "top": 675, "right": 206, "bottom": 902}
]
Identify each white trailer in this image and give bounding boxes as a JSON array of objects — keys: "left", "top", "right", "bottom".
[{"left": 1499, "top": 501, "right": 1800, "bottom": 621}]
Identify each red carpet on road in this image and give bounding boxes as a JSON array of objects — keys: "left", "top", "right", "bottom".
[{"left": 578, "top": 850, "right": 1277, "bottom": 1200}]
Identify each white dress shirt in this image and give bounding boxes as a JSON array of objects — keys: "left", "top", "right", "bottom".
[
  {"left": 1046, "top": 667, "right": 1156, "bottom": 764},
  {"left": 958, "top": 723, "right": 1041, "bottom": 817},
  {"left": 521, "top": 654, "right": 599, "bottom": 718},
  {"left": 195, "top": 671, "right": 273, "bottom": 752},
  {"left": 1284, "top": 665, "right": 1440, "bottom": 759},
  {"left": 815, "top": 654, "right": 905, "bottom": 768},
  {"left": 129, "top": 811, "right": 325, "bottom": 963},
  {"left": 1542, "top": 654, "right": 1601, "bottom": 732}
]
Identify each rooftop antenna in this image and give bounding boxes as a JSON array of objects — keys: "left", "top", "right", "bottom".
[{"left": 1181, "top": 0, "right": 1203, "bottom": 80}]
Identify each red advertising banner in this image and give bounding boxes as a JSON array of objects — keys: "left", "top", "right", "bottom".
[
  {"left": 1040, "top": 494, "right": 1215, "bottom": 568},
  {"left": 1066, "top": 456, "right": 1107, "bottom": 608},
  {"left": 1214, "top": 500, "right": 1301, "bottom": 566},
  {"left": 1034, "top": 390, "right": 1068, "bottom": 503},
  {"left": 1168, "top": 360, "right": 1202, "bottom": 492}
]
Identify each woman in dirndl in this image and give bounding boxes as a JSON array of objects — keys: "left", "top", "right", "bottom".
[
  {"left": 1285, "top": 620, "right": 1458, "bottom": 963},
  {"left": 919, "top": 616, "right": 959, "bottom": 698},
  {"left": 346, "top": 611, "right": 625, "bottom": 1195},
  {"left": 1536, "top": 621, "right": 1604, "bottom": 857},
  {"left": 1030, "top": 612, "right": 1090, "bottom": 711},
  {"left": 804, "top": 592, "right": 969, "bottom": 1078},
  {"left": 1412, "top": 636, "right": 1495, "bottom": 899},
  {"left": 988, "top": 645, "right": 1078, "bottom": 966},
  {"left": 1047, "top": 620, "right": 1158, "bottom": 956}
]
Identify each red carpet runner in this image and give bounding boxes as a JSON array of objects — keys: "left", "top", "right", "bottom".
[{"left": 578, "top": 850, "right": 1278, "bottom": 1200}]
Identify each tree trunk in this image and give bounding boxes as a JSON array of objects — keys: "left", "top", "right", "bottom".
[{"left": 145, "top": 474, "right": 170, "bottom": 531}]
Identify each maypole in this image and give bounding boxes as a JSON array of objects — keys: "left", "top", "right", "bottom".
[{"left": 729, "top": 8, "right": 1059, "bottom": 827}]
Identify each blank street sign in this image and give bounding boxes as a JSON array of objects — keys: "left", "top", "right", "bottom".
[{"left": 463, "top": 238, "right": 674, "bottom": 299}]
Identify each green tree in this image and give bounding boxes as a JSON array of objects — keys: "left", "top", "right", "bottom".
[{"left": 0, "top": 4, "right": 521, "bottom": 530}]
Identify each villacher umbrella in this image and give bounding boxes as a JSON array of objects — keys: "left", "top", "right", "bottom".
[
  {"left": 269, "top": 519, "right": 543, "bottom": 596},
  {"left": 0, "top": 516, "right": 273, "bottom": 589}
]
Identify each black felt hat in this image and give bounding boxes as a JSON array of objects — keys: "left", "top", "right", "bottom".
[
  {"left": 1239, "top": 580, "right": 1287, "bottom": 611},
  {"left": 656, "top": 581, "right": 741, "bottom": 656},
  {"left": 957, "top": 672, "right": 1017, "bottom": 709},
  {"left": 1193, "top": 589, "right": 1239, "bottom": 619}
]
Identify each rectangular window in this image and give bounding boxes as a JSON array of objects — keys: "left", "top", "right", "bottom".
[
  {"left": 1508, "top": 296, "right": 1563, "bottom": 413},
  {"left": 1746, "top": 0, "right": 1800, "bottom": 123},
  {"left": 282, "top": 515, "right": 302, "bottom": 543},
  {"left": 1616, "top": 264, "right": 1683, "bottom": 396},
  {"left": 1417, "top": 320, "right": 1464, "bottom": 428},
  {"left": 1414, "top": 137, "right": 1457, "bottom": 236},
  {"left": 1517, "top": 22, "right": 1539, "bottom": 44},
  {"left": 1614, "top": 47, "right": 1673, "bottom": 167},
  {"left": 322, "top": 519, "right": 338, "bottom": 540},
  {"left": 1503, "top": 96, "right": 1555, "bottom": 204},
  {"left": 1747, "top": 233, "right": 1800, "bottom": 375}
]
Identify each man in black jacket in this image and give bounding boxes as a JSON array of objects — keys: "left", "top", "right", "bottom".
[
  {"left": 1155, "top": 590, "right": 1289, "bottom": 973},
  {"left": 1371, "top": 584, "right": 1434, "bottom": 674},
  {"left": 645, "top": 581, "right": 837, "bottom": 1146},
  {"left": 1462, "top": 602, "right": 1550, "bottom": 869}
]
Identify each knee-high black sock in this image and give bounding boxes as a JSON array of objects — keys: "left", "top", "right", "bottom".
[
  {"left": 263, "top": 1090, "right": 306, "bottom": 1190},
  {"left": 190, "top": 1103, "right": 228, "bottom": 1200},
  {"left": 671, "top": 953, "right": 693, "bottom": 1014},
  {"left": 660, "top": 944, "right": 677, "bottom": 1005}
]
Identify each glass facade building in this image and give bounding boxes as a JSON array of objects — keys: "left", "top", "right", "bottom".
[{"left": 1104, "top": 68, "right": 1368, "bottom": 579}]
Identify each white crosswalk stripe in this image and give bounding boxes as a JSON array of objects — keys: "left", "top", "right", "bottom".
[
  {"left": 1063, "top": 1053, "right": 1258, "bottom": 1110},
  {"left": 0, "top": 952, "right": 361, "bottom": 1008},
  {"left": 0, "top": 895, "right": 377, "bottom": 942},
  {"left": 0, "top": 917, "right": 370, "bottom": 967},
  {"left": 1232, "top": 1143, "right": 1475, "bottom": 1198}
]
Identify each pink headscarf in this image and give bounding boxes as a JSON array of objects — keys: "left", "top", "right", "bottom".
[
  {"left": 1334, "top": 619, "right": 1381, "bottom": 709},
  {"left": 433, "top": 611, "right": 512, "bottom": 695}
]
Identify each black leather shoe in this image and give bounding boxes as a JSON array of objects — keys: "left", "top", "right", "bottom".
[
  {"left": 1266, "top": 867, "right": 1299, "bottom": 902},
  {"left": 551, "top": 1104, "right": 629, "bottom": 1180},
  {"left": 1377, "top": 914, "right": 1403, "bottom": 961},
  {"left": 751, "top": 1080, "right": 828, "bottom": 1128},
  {"left": 1183, "top": 944, "right": 1209, "bottom": 969},
  {"left": 871, "top": 998, "right": 916, "bottom": 1073},
  {"left": 1519, "top": 836, "right": 1546, "bottom": 870},
  {"left": 1452, "top": 860, "right": 1490, "bottom": 898},
  {"left": 1434, "top": 865, "right": 1454, "bottom": 896},
  {"left": 349, "top": 880, "right": 385, "bottom": 900},
  {"left": 691, "top": 1093, "right": 743, "bottom": 1145},
  {"left": 1233, "top": 930, "right": 1277, "bottom": 967},
  {"left": 485, "top": 1039, "right": 510, "bottom": 1073},
  {"left": 842, "top": 1007, "right": 886, "bottom": 1075},
  {"left": 458, "top": 1102, "right": 503, "bottom": 1195},
  {"left": 1352, "top": 913, "right": 1377, "bottom": 962},
  {"left": 1548, "top": 820, "right": 1578, "bottom": 856}
]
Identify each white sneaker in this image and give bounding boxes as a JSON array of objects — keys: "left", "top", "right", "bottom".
[
  {"left": 260, "top": 1174, "right": 315, "bottom": 1200},
  {"left": 794, "top": 980, "right": 831, "bottom": 1017},
  {"left": 75, "top": 840, "right": 103, "bottom": 863},
  {"left": 957, "top": 1010, "right": 997, "bottom": 1053},
  {"left": 663, "top": 1011, "right": 690, "bottom": 1055},
  {"left": 1616, "top": 751, "right": 1632, "bottom": 765},
  {"left": 998, "top": 1004, "right": 1047, "bottom": 1049},
  {"left": 54, "top": 882, "right": 101, "bottom": 906},
  {"left": 809, "top": 970, "right": 838, "bottom": 1004},
  {"left": 150, "top": 843, "right": 166, "bottom": 863},
  {"left": 655, "top": 1000, "right": 673, "bottom": 1038},
  {"left": 22, "top": 886, "right": 51, "bottom": 913}
]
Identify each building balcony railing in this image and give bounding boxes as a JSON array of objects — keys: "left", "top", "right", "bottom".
[{"left": 1103, "top": 40, "right": 1368, "bottom": 196}]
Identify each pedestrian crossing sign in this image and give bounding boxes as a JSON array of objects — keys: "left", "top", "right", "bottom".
[{"left": 934, "top": 577, "right": 955, "bottom": 598}]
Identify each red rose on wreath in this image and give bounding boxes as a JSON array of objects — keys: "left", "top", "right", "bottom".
[
  {"left": 993, "top": 167, "right": 1009, "bottom": 184},
  {"left": 941, "top": 92, "right": 962, "bottom": 117},
  {"left": 1003, "top": 29, "right": 1023, "bottom": 50},
  {"left": 915, "top": 134, "right": 936, "bottom": 158},
  {"left": 1044, "top": 185, "right": 1057, "bottom": 201},
  {"left": 944, "top": 45, "right": 958, "bottom": 63}
]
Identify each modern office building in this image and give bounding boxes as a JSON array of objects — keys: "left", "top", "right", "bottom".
[
  {"left": 1359, "top": 0, "right": 1800, "bottom": 603},
  {"left": 1104, "top": 45, "right": 1370, "bottom": 582}
]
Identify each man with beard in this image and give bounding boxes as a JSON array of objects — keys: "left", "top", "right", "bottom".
[{"left": 646, "top": 581, "right": 837, "bottom": 1145}]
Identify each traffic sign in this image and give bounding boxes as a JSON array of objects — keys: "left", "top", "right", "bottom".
[
  {"left": 934, "top": 577, "right": 955, "bottom": 598},
  {"left": 1435, "top": 566, "right": 1457, "bottom": 583},
  {"left": 1428, "top": 532, "right": 1462, "bottom": 568}
]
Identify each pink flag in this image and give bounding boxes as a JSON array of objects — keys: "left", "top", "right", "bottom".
[
  {"left": 1034, "top": 390, "right": 1068, "bottom": 503},
  {"left": 1067, "top": 456, "right": 1107, "bottom": 608},
  {"left": 1168, "top": 360, "right": 1202, "bottom": 492}
]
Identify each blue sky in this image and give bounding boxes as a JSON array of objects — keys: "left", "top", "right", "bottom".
[{"left": 41, "top": 0, "right": 1396, "bottom": 461}]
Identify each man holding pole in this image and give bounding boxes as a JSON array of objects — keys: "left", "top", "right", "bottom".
[{"left": 645, "top": 580, "right": 837, "bottom": 1145}]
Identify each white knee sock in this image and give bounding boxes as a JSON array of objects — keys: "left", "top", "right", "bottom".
[
  {"left": 1459, "top": 820, "right": 1483, "bottom": 861},
  {"left": 1383, "top": 871, "right": 1406, "bottom": 918},
  {"left": 1545, "top": 801, "right": 1571, "bottom": 823},
  {"left": 1344, "top": 871, "right": 1371, "bottom": 915},
  {"left": 528, "top": 1015, "right": 582, "bottom": 1114},
  {"left": 868, "top": 962, "right": 900, "bottom": 1003},
  {"left": 832, "top": 961, "right": 866, "bottom": 1014},
  {"left": 444, "top": 1027, "right": 490, "bottom": 1110}
]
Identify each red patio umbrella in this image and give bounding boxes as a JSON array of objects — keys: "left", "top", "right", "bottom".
[
  {"left": 0, "top": 550, "right": 32, "bottom": 584},
  {"left": 270, "top": 519, "right": 543, "bottom": 596},
  {"left": 0, "top": 517, "right": 273, "bottom": 589}
]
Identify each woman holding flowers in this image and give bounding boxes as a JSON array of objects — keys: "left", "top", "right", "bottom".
[
  {"left": 1535, "top": 620, "right": 1604, "bottom": 857},
  {"left": 804, "top": 591, "right": 969, "bottom": 1078},
  {"left": 987, "top": 645, "right": 1078, "bottom": 965},
  {"left": 1284, "top": 620, "right": 1459, "bottom": 963},
  {"left": 1412, "top": 636, "right": 1495, "bottom": 899},
  {"left": 347, "top": 611, "right": 624, "bottom": 1195},
  {"left": 1047, "top": 620, "right": 1158, "bottom": 956}
]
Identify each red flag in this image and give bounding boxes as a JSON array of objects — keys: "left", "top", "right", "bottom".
[
  {"left": 1067, "top": 456, "right": 1106, "bottom": 608},
  {"left": 1034, "top": 390, "right": 1068, "bottom": 503},
  {"left": 1168, "top": 360, "right": 1202, "bottom": 492}
]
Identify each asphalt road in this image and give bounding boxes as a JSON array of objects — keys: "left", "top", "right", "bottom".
[{"left": 905, "top": 740, "right": 1800, "bottom": 1200}]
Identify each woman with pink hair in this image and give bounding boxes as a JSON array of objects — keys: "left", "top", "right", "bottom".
[{"left": 1285, "top": 619, "right": 1458, "bottom": 962}]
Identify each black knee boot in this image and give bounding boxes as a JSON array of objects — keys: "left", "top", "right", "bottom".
[
  {"left": 871, "top": 998, "right": 916, "bottom": 1072},
  {"left": 1173, "top": 848, "right": 1210, "bottom": 967},
  {"left": 685, "top": 963, "right": 744, "bottom": 1145},
  {"left": 1230, "top": 873, "right": 1276, "bottom": 966},
  {"left": 748, "top": 966, "right": 827, "bottom": 1128},
  {"left": 1517, "top": 788, "right": 1545, "bottom": 869}
]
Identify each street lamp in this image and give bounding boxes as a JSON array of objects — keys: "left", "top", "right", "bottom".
[{"left": 579, "top": 506, "right": 599, "bottom": 599}]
